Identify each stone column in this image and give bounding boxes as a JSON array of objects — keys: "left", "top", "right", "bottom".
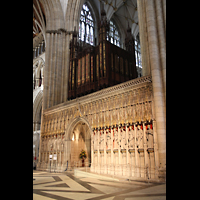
[
  {"left": 55, "top": 32, "right": 62, "bottom": 105},
  {"left": 111, "top": 125, "right": 114, "bottom": 174},
  {"left": 63, "top": 33, "right": 71, "bottom": 102},
  {"left": 43, "top": 32, "right": 51, "bottom": 110},
  {"left": 155, "top": 0, "right": 166, "bottom": 101},
  {"left": 104, "top": 127, "right": 106, "bottom": 174},
  {"left": 118, "top": 126, "right": 120, "bottom": 175},
  {"left": 43, "top": 30, "right": 66, "bottom": 109},
  {"left": 60, "top": 31, "right": 65, "bottom": 103},
  {"left": 47, "top": 32, "right": 53, "bottom": 108},
  {"left": 125, "top": 125, "right": 128, "bottom": 165},
  {"left": 38, "top": 103, "right": 44, "bottom": 169},
  {"left": 60, "top": 145, "right": 62, "bottom": 167},
  {"left": 91, "top": 131, "right": 94, "bottom": 168},
  {"left": 50, "top": 32, "right": 57, "bottom": 108},
  {"left": 136, "top": 1, "right": 166, "bottom": 175},
  {"left": 137, "top": 0, "right": 151, "bottom": 76},
  {"left": 125, "top": 125, "right": 129, "bottom": 177},
  {"left": 143, "top": 122, "right": 148, "bottom": 179},
  {"left": 97, "top": 129, "right": 100, "bottom": 173},
  {"left": 145, "top": 0, "right": 166, "bottom": 171},
  {"left": 65, "top": 139, "right": 71, "bottom": 169},
  {"left": 152, "top": 120, "right": 159, "bottom": 178},
  {"left": 162, "top": 0, "right": 166, "bottom": 31},
  {"left": 134, "top": 124, "right": 139, "bottom": 177},
  {"left": 53, "top": 32, "right": 58, "bottom": 106}
]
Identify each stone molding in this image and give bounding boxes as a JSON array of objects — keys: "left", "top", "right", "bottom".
[
  {"left": 46, "top": 29, "right": 76, "bottom": 35},
  {"left": 43, "top": 75, "right": 152, "bottom": 115}
]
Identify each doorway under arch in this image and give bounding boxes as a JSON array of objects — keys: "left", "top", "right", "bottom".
[{"left": 69, "top": 121, "right": 91, "bottom": 168}]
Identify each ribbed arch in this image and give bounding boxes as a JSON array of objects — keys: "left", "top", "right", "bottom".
[{"left": 40, "top": 0, "right": 65, "bottom": 30}]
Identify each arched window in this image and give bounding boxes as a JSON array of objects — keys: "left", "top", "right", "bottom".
[
  {"left": 108, "top": 20, "right": 121, "bottom": 47},
  {"left": 135, "top": 33, "right": 142, "bottom": 68},
  {"left": 79, "top": 3, "right": 94, "bottom": 46}
]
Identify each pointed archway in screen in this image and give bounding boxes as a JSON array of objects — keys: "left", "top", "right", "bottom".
[{"left": 65, "top": 117, "right": 92, "bottom": 169}]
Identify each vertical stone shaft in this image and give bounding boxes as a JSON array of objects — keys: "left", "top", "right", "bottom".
[
  {"left": 137, "top": 0, "right": 151, "bottom": 76},
  {"left": 155, "top": 0, "right": 166, "bottom": 102},
  {"left": 145, "top": 0, "right": 166, "bottom": 169},
  {"left": 43, "top": 32, "right": 50, "bottom": 110}
]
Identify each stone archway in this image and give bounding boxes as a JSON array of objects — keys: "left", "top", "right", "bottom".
[
  {"left": 65, "top": 117, "right": 92, "bottom": 170},
  {"left": 70, "top": 122, "right": 91, "bottom": 168}
]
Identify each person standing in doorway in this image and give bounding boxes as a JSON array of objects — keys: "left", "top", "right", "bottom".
[{"left": 64, "top": 160, "right": 68, "bottom": 171}]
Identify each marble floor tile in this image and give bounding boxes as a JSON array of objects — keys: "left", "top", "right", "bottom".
[{"left": 33, "top": 171, "right": 166, "bottom": 200}]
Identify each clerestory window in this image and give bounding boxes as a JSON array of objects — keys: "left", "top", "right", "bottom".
[
  {"left": 135, "top": 33, "right": 142, "bottom": 68},
  {"left": 79, "top": 3, "right": 94, "bottom": 46},
  {"left": 107, "top": 20, "right": 121, "bottom": 47}
]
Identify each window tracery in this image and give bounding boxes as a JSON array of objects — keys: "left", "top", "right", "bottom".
[
  {"left": 135, "top": 33, "right": 142, "bottom": 68},
  {"left": 107, "top": 20, "right": 121, "bottom": 47},
  {"left": 79, "top": 3, "right": 95, "bottom": 46}
]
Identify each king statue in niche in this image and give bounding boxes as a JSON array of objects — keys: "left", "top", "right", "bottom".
[
  {"left": 136, "top": 125, "right": 143, "bottom": 149},
  {"left": 145, "top": 124, "right": 153, "bottom": 149}
]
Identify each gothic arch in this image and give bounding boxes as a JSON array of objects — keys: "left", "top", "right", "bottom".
[
  {"left": 40, "top": 0, "right": 64, "bottom": 30},
  {"left": 33, "top": 57, "right": 45, "bottom": 75},
  {"left": 65, "top": 0, "right": 99, "bottom": 33},
  {"left": 36, "top": 61, "right": 44, "bottom": 81},
  {"left": 65, "top": 0, "right": 81, "bottom": 32},
  {"left": 78, "top": 0, "right": 100, "bottom": 44},
  {"left": 107, "top": 1, "right": 124, "bottom": 21},
  {"left": 33, "top": 56, "right": 45, "bottom": 66},
  {"left": 65, "top": 116, "right": 92, "bottom": 141},
  {"left": 110, "top": 16, "right": 126, "bottom": 49}
]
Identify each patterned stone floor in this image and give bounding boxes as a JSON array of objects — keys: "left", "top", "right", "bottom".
[{"left": 33, "top": 170, "right": 166, "bottom": 200}]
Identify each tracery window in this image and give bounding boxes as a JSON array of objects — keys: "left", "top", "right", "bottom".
[
  {"left": 79, "top": 3, "right": 94, "bottom": 46},
  {"left": 108, "top": 20, "right": 120, "bottom": 47},
  {"left": 135, "top": 33, "right": 142, "bottom": 68}
]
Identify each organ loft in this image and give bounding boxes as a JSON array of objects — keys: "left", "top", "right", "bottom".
[
  {"left": 33, "top": 0, "right": 166, "bottom": 182},
  {"left": 68, "top": 7, "right": 138, "bottom": 100}
]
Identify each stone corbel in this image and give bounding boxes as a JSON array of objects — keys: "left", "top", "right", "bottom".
[
  {"left": 128, "top": 149, "right": 135, "bottom": 154},
  {"left": 147, "top": 148, "right": 154, "bottom": 153},
  {"left": 106, "top": 149, "right": 111, "bottom": 154},
  {"left": 99, "top": 150, "right": 104, "bottom": 154},
  {"left": 113, "top": 149, "right": 118, "bottom": 154},
  {"left": 120, "top": 149, "right": 126, "bottom": 154},
  {"left": 138, "top": 149, "right": 144, "bottom": 153}
]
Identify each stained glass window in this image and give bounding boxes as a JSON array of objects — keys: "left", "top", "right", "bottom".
[
  {"left": 135, "top": 33, "right": 142, "bottom": 68},
  {"left": 79, "top": 3, "right": 94, "bottom": 46},
  {"left": 108, "top": 20, "right": 120, "bottom": 47}
]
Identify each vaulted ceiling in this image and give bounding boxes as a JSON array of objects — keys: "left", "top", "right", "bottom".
[
  {"left": 92, "top": 0, "right": 139, "bottom": 36},
  {"left": 33, "top": 0, "right": 46, "bottom": 39},
  {"left": 33, "top": 0, "right": 138, "bottom": 40}
]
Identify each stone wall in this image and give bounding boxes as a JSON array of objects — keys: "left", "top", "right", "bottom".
[
  {"left": 35, "top": 0, "right": 166, "bottom": 182},
  {"left": 37, "top": 75, "right": 163, "bottom": 181}
]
